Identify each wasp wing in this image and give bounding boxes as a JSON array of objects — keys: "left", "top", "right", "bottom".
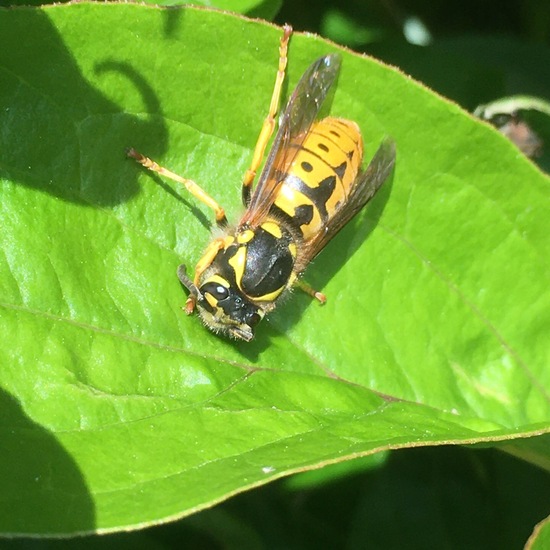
[
  {"left": 240, "top": 53, "right": 342, "bottom": 227},
  {"left": 300, "top": 137, "right": 396, "bottom": 264}
]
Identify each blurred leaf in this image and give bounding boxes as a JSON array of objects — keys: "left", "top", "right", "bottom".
[
  {"left": 0, "top": 2, "right": 549, "bottom": 536},
  {"left": 320, "top": 8, "right": 383, "bottom": 47},
  {"left": 283, "top": 452, "right": 388, "bottom": 490}
]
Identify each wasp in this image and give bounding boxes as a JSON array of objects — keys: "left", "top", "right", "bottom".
[{"left": 128, "top": 26, "right": 396, "bottom": 341}]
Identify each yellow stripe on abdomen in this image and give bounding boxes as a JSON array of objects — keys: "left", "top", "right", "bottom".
[{"left": 272, "top": 117, "right": 364, "bottom": 241}]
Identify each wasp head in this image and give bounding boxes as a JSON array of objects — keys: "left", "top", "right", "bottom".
[{"left": 178, "top": 265, "right": 264, "bottom": 342}]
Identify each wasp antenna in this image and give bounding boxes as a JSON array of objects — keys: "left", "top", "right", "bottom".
[{"left": 177, "top": 265, "right": 202, "bottom": 299}]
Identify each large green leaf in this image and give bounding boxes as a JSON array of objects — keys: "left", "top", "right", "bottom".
[
  {"left": 151, "top": 0, "right": 282, "bottom": 19},
  {"left": 5, "top": 0, "right": 282, "bottom": 20},
  {"left": 0, "top": 2, "right": 549, "bottom": 536},
  {"left": 529, "top": 516, "right": 550, "bottom": 550}
]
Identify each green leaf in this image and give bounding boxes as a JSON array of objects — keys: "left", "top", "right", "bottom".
[
  {"left": 0, "top": 2, "right": 549, "bottom": 536},
  {"left": 127, "top": 0, "right": 282, "bottom": 19},
  {"left": 528, "top": 515, "right": 550, "bottom": 550},
  {"left": 4, "top": 0, "right": 282, "bottom": 20}
]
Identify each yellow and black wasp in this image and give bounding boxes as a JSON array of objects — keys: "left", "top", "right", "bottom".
[{"left": 128, "top": 26, "right": 396, "bottom": 341}]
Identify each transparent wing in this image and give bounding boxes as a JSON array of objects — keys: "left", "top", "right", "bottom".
[
  {"left": 240, "top": 53, "right": 342, "bottom": 227},
  {"left": 301, "top": 137, "right": 396, "bottom": 263}
]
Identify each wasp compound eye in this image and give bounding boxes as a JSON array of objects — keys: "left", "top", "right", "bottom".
[{"left": 201, "top": 282, "right": 229, "bottom": 302}]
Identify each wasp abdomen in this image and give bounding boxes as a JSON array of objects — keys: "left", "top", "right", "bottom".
[{"left": 272, "top": 117, "right": 363, "bottom": 241}]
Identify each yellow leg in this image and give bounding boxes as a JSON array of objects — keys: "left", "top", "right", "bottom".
[
  {"left": 295, "top": 280, "right": 326, "bottom": 304},
  {"left": 127, "top": 148, "right": 228, "bottom": 227},
  {"left": 176, "top": 238, "right": 226, "bottom": 314},
  {"left": 241, "top": 24, "right": 292, "bottom": 206},
  {"left": 192, "top": 237, "right": 227, "bottom": 288}
]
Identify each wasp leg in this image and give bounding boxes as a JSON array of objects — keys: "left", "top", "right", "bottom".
[
  {"left": 295, "top": 280, "right": 326, "bottom": 304},
  {"left": 127, "top": 148, "right": 228, "bottom": 227},
  {"left": 193, "top": 238, "right": 226, "bottom": 285},
  {"left": 176, "top": 238, "right": 225, "bottom": 313},
  {"left": 176, "top": 237, "right": 227, "bottom": 314},
  {"left": 241, "top": 24, "right": 292, "bottom": 206}
]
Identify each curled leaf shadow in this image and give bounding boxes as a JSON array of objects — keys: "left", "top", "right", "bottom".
[
  {"left": 0, "top": 387, "right": 95, "bottom": 535},
  {"left": 0, "top": 8, "right": 167, "bottom": 207}
]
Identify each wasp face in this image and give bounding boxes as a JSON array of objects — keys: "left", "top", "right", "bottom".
[
  {"left": 179, "top": 223, "right": 296, "bottom": 341},
  {"left": 196, "top": 278, "right": 264, "bottom": 342}
]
